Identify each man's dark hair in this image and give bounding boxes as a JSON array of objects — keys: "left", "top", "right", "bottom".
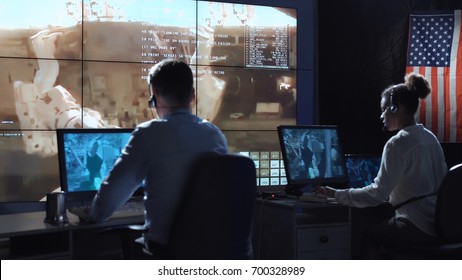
[{"left": 148, "top": 59, "right": 193, "bottom": 106}]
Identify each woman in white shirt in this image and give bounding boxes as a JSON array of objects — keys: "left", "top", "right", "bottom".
[{"left": 317, "top": 72, "right": 447, "bottom": 258}]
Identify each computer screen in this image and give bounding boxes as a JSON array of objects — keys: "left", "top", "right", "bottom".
[
  {"left": 345, "top": 154, "right": 382, "bottom": 189},
  {"left": 56, "top": 128, "right": 133, "bottom": 199},
  {"left": 277, "top": 125, "right": 348, "bottom": 191}
]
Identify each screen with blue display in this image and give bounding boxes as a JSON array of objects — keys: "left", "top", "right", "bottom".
[{"left": 57, "top": 128, "right": 133, "bottom": 193}]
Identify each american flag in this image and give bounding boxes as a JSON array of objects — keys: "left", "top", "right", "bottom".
[{"left": 406, "top": 10, "right": 462, "bottom": 142}]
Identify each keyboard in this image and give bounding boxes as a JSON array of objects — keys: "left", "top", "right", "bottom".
[
  {"left": 299, "top": 193, "right": 332, "bottom": 203},
  {"left": 111, "top": 200, "right": 145, "bottom": 218},
  {"left": 69, "top": 199, "right": 145, "bottom": 221}
]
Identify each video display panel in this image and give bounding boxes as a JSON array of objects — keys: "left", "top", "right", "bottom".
[
  {"left": 57, "top": 129, "right": 133, "bottom": 193},
  {"left": 0, "top": 131, "right": 60, "bottom": 202},
  {"left": 0, "top": 0, "right": 315, "bottom": 204},
  {"left": 278, "top": 125, "right": 348, "bottom": 187},
  {"left": 345, "top": 154, "right": 382, "bottom": 189}
]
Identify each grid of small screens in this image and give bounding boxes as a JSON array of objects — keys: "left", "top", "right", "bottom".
[
  {"left": 240, "top": 151, "right": 287, "bottom": 187},
  {"left": 277, "top": 125, "right": 348, "bottom": 188},
  {"left": 345, "top": 154, "right": 382, "bottom": 189},
  {"left": 0, "top": 0, "right": 316, "bottom": 206},
  {"left": 56, "top": 129, "right": 133, "bottom": 197}
]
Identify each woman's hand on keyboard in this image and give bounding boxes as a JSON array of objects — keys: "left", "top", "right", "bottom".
[{"left": 313, "top": 185, "right": 336, "bottom": 198}]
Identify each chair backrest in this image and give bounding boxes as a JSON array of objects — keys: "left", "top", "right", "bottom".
[
  {"left": 168, "top": 153, "right": 257, "bottom": 259},
  {"left": 435, "top": 163, "right": 462, "bottom": 242}
]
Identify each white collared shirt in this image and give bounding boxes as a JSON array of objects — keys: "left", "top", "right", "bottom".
[{"left": 335, "top": 124, "right": 447, "bottom": 236}]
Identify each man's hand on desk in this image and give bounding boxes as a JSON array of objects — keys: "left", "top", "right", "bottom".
[{"left": 68, "top": 206, "right": 92, "bottom": 222}]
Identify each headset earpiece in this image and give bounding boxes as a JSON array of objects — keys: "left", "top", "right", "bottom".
[
  {"left": 148, "top": 77, "right": 157, "bottom": 109},
  {"left": 389, "top": 86, "right": 399, "bottom": 114},
  {"left": 148, "top": 95, "right": 157, "bottom": 109},
  {"left": 390, "top": 104, "right": 398, "bottom": 114}
]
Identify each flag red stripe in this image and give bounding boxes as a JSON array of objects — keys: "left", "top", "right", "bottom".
[
  {"left": 443, "top": 67, "right": 450, "bottom": 142},
  {"left": 433, "top": 67, "right": 440, "bottom": 138},
  {"left": 456, "top": 30, "right": 462, "bottom": 142},
  {"left": 417, "top": 67, "right": 427, "bottom": 127}
]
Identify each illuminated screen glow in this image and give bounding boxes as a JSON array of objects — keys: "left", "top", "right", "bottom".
[
  {"left": 278, "top": 125, "right": 348, "bottom": 187},
  {"left": 0, "top": 0, "right": 315, "bottom": 204}
]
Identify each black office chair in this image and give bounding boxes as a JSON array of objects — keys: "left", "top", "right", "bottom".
[
  {"left": 167, "top": 153, "right": 257, "bottom": 259},
  {"left": 386, "top": 163, "right": 462, "bottom": 259},
  {"left": 105, "top": 153, "right": 257, "bottom": 259}
]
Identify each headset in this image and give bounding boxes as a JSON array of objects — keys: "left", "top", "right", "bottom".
[
  {"left": 148, "top": 94, "right": 157, "bottom": 109},
  {"left": 148, "top": 75, "right": 157, "bottom": 109},
  {"left": 389, "top": 86, "right": 399, "bottom": 114}
]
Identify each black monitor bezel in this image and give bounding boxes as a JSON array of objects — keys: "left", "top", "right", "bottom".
[{"left": 277, "top": 124, "right": 348, "bottom": 188}]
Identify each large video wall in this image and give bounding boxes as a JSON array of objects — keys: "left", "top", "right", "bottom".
[{"left": 0, "top": 0, "right": 316, "bottom": 203}]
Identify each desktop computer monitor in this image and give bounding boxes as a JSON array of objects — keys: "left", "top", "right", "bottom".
[
  {"left": 56, "top": 128, "right": 136, "bottom": 202},
  {"left": 345, "top": 154, "right": 382, "bottom": 188},
  {"left": 277, "top": 125, "right": 348, "bottom": 195}
]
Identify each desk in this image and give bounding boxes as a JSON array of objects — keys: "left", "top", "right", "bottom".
[
  {"left": 1, "top": 200, "right": 350, "bottom": 260},
  {"left": 0, "top": 211, "right": 143, "bottom": 259},
  {"left": 253, "top": 198, "right": 351, "bottom": 259}
]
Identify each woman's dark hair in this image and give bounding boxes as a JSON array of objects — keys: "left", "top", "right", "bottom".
[
  {"left": 381, "top": 72, "right": 431, "bottom": 115},
  {"left": 147, "top": 59, "right": 193, "bottom": 106}
]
